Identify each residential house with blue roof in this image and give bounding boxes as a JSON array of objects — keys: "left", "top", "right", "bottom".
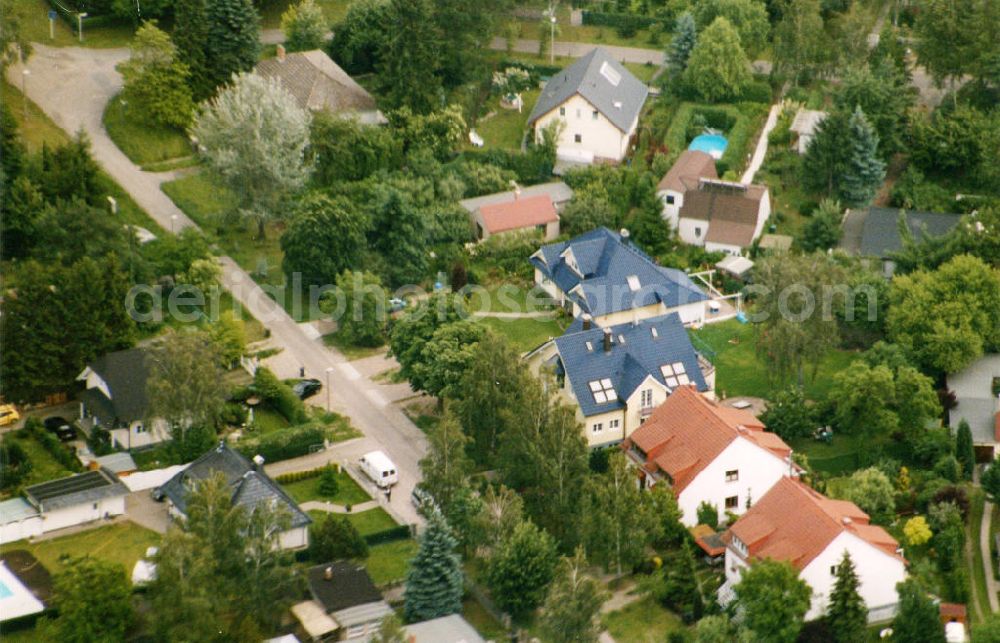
[
  {"left": 530, "top": 227, "right": 710, "bottom": 327},
  {"left": 526, "top": 312, "right": 716, "bottom": 447}
]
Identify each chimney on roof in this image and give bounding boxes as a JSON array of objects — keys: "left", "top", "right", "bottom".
[
  {"left": 253, "top": 454, "right": 265, "bottom": 470},
  {"left": 620, "top": 228, "right": 630, "bottom": 244},
  {"left": 603, "top": 328, "right": 612, "bottom": 352},
  {"left": 841, "top": 516, "right": 852, "bottom": 525},
  {"left": 324, "top": 566, "right": 333, "bottom": 581},
  {"left": 276, "top": 44, "right": 286, "bottom": 63},
  {"left": 582, "top": 314, "right": 592, "bottom": 330}
]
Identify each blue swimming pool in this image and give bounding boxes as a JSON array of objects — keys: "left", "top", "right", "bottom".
[
  {"left": 689, "top": 133, "right": 729, "bottom": 159},
  {"left": 0, "top": 580, "right": 13, "bottom": 599}
]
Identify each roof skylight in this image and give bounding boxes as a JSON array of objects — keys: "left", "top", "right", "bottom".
[
  {"left": 660, "top": 362, "right": 690, "bottom": 389},
  {"left": 589, "top": 378, "right": 618, "bottom": 404},
  {"left": 600, "top": 61, "right": 621, "bottom": 86}
]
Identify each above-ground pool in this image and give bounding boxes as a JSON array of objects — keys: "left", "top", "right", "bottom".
[{"left": 688, "top": 133, "right": 729, "bottom": 160}]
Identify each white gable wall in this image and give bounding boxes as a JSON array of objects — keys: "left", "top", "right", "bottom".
[
  {"left": 800, "top": 531, "right": 906, "bottom": 622},
  {"left": 533, "top": 94, "right": 633, "bottom": 163},
  {"left": 676, "top": 438, "right": 790, "bottom": 527},
  {"left": 79, "top": 367, "right": 112, "bottom": 401},
  {"left": 658, "top": 189, "right": 685, "bottom": 229}
]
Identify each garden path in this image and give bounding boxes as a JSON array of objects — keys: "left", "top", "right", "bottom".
[
  {"left": 300, "top": 500, "right": 379, "bottom": 514},
  {"left": 741, "top": 103, "right": 782, "bottom": 185}
]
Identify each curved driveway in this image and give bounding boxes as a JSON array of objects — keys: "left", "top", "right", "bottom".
[{"left": 6, "top": 44, "right": 426, "bottom": 525}]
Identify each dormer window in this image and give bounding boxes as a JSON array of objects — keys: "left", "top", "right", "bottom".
[
  {"left": 589, "top": 378, "right": 617, "bottom": 404},
  {"left": 651, "top": 327, "right": 658, "bottom": 338},
  {"left": 585, "top": 341, "right": 593, "bottom": 352},
  {"left": 626, "top": 275, "right": 641, "bottom": 291},
  {"left": 660, "top": 362, "right": 690, "bottom": 388}
]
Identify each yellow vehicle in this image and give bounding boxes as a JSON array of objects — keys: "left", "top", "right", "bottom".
[{"left": 0, "top": 404, "right": 20, "bottom": 427}]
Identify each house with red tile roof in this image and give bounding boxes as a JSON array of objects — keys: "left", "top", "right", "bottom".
[
  {"left": 471, "top": 194, "right": 560, "bottom": 241},
  {"left": 623, "top": 386, "right": 796, "bottom": 526},
  {"left": 721, "top": 477, "right": 907, "bottom": 623}
]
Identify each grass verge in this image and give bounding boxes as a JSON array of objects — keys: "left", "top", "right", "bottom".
[
  {"left": 0, "top": 522, "right": 160, "bottom": 574},
  {"left": 475, "top": 316, "right": 567, "bottom": 354},
  {"left": 282, "top": 471, "right": 371, "bottom": 506},
  {"left": 322, "top": 333, "right": 386, "bottom": 361},
  {"left": 103, "top": 94, "right": 192, "bottom": 168},
  {"left": 363, "top": 539, "right": 418, "bottom": 587},
  {"left": 601, "top": 595, "right": 686, "bottom": 642}
]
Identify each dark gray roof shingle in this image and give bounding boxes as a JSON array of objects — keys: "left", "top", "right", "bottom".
[
  {"left": 157, "top": 443, "right": 310, "bottom": 528},
  {"left": 530, "top": 227, "right": 708, "bottom": 318},
  {"left": 307, "top": 561, "right": 383, "bottom": 613},
  {"left": 527, "top": 48, "right": 648, "bottom": 133},
  {"left": 858, "top": 206, "right": 961, "bottom": 258},
  {"left": 83, "top": 348, "right": 150, "bottom": 425}
]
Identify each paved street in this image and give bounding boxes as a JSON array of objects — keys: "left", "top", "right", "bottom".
[
  {"left": 6, "top": 45, "right": 426, "bottom": 526},
  {"left": 489, "top": 36, "right": 664, "bottom": 65}
]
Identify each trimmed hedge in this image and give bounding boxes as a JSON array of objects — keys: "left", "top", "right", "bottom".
[
  {"left": 274, "top": 465, "right": 333, "bottom": 485},
  {"left": 462, "top": 147, "right": 554, "bottom": 185},
  {"left": 26, "top": 420, "right": 82, "bottom": 473},
  {"left": 496, "top": 59, "right": 562, "bottom": 82},
  {"left": 363, "top": 525, "right": 412, "bottom": 545},
  {"left": 253, "top": 367, "right": 307, "bottom": 424},
  {"left": 237, "top": 424, "right": 326, "bottom": 463},
  {"left": 581, "top": 11, "right": 657, "bottom": 31}
]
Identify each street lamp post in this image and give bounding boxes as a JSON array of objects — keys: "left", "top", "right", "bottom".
[
  {"left": 325, "top": 366, "right": 335, "bottom": 410},
  {"left": 170, "top": 214, "right": 178, "bottom": 234},
  {"left": 77, "top": 13, "right": 88, "bottom": 43},
  {"left": 550, "top": 15, "right": 557, "bottom": 64}
]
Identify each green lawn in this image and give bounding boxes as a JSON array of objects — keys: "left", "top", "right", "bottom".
[
  {"left": 345, "top": 507, "right": 398, "bottom": 536},
  {"left": 463, "top": 597, "right": 506, "bottom": 641},
  {"left": 103, "top": 94, "right": 193, "bottom": 169},
  {"left": 16, "top": 0, "right": 137, "bottom": 48},
  {"left": 624, "top": 62, "right": 660, "bottom": 84},
  {"left": 0, "top": 433, "right": 76, "bottom": 493},
  {"left": 250, "top": 406, "right": 290, "bottom": 434},
  {"left": 969, "top": 489, "right": 990, "bottom": 623},
  {"left": 363, "top": 539, "right": 418, "bottom": 586},
  {"left": 259, "top": 0, "right": 353, "bottom": 27},
  {"left": 601, "top": 596, "right": 686, "bottom": 643},
  {"left": 475, "top": 89, "right": 539, "bottom": 150},
  {"left": 476, "top": 316, "right": 567, "bottom": 353},
  {"left": 466, "top": 282, "right": 556, "bottom": 315},
  {"left": 0, "top": 523, "right": 161, "bottom": 574},
  {"left": 282, "top": 471, "right": 371, "bottom": 506},
  {"left": 689, "top": 319, "right": 858, "bottom": 401},
  {"left": 512, "top": 5, "right": 660, "bottom": 49}
]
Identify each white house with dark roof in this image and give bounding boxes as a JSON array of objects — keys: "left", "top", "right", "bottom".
[
  {"left": 527, "top": 48, "right": 648, "bottom": 164},
  {"left": 840, "top": 206, "right": 963, "bottom": 277},
  {"left": 530, "top": 227, "right": 709, "bottom": 327},
  {"left": 77, "top": 347, "right": 168, "bottom": 450},
  {"left": 156, "top": 443, "right": 311, "bottom": 550},
  {"left": 526, "top": 313, "right": 715, "bottom": 447}
]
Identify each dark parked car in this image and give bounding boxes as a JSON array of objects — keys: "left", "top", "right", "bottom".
[
  {"left": 43, "top": 416, "right": 77, "bottom": 442},
  {"left": 291, "top": 378, "right": 322, "bottom": 400}
]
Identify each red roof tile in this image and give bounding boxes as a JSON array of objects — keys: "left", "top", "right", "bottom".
[
  {"left": 478, "top": 195, "right": 558, "bottom": 234},
  {"left": 725, "top": 478, "right": 905, "bottom": 571},
  {"left": 625, "top": 386, "right": 790, "bottom": 492}
]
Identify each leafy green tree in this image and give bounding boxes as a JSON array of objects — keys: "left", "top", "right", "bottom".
[
  {"left": 52, "top": 557, "right": 133, "bottom": 643},
  {"left": 800, "top": 198, "right": 842, "bottom": 252},
  {"left": 695, "top": 615, "right": 746, "bottom": 643},
  {"left": 147, "top": 329, "right": 227, "bottom": 435},
  {"left": 173, "top": 0, "right": 212, "bottom": 100},
  {"left": 379, "top": 0, "right": 442, "bottom": 112},
  {"left": 368, "top": 185, "right": 430, "bottom": 286},
  {"left": 830, "top": 362, "right": 898, "bottom": 437},
  {"left": 192, "top": 72, "right": 311, "bottom": 239},
  {"left": 325, "top": 0, "right": 391, "bottom": 74},
  {"left": 837, "top": 467, "right": 895, "bottom": 524},
  {"left": 310, "top": 514, "right": 368, "bottom": 561},
  {"left": 32, "top": 198, "right": 130, "bottom": 266},
  {"left": 732, "top": 559, "right": 811, "bottom": 643},
  {"left": 539, "top": 547, "right": 608, "bottom": 643},
  {"left": 773, "top": 0, "right": 826, "bottom": 85},
  {"left": 389, "top": 293, "right": 466, "bottom": 382},
  {"left": 497, "top": 375, "right": 588, "bottom": 548},
  {"left": 697, "top": 501, "right": 719, "bottom": 528},
  {"left": 559, "top": 191, "right": 620, "bottom": 237},
  {"left": 281, "top": 192, "right": 368, "bottom": 287},
  {"left": 956, "top": 420, "right": 975, "bottom": 481},
  {"left": 150, "top": 473, "right": 298, "bottom": 640},
  {"left": 914, "top": 0, "right": 977, "bottom": 97},
  {"left": 475, "top": 484, "right": 525, "bottom": 551},
  {"left": 404, "top": 509, "right": 463, "bottom": 622},
  {"left": 584, "top": 452, "right": 661, "bottom": 576},
  {"left": 659, "top": 542, "right": 704, "bottom": 623},
  {"left": 973, "top": 612, "right": 1000, "bottom": 642},
  {"left": 834, "top": 62, "right": 914, "bottom": 159},
  {"left": 454, "top": 331, "right": 530, "bottom": 463},
  {"left": 893, "top": 579, "right": 946, "bottom": 643},
  {"left": 486, "top": 519, "right": 558, "bottom": 619},
  {"left": 208, "top": 310, "right": 247, "bottom": 366},
  {"left": 760, "top": 386, "right": 816, "bottom": 440},
  {"left": 333, "top": 270, "right": 388, "bottom": 347},
  {"left": 0, "top": 256, "right": 135, "bottom": 402},
  {"left": 318, "top": 466, "right": 340, "bottom": 497},
  {"left": 0, "top": 0, "right": 31, "bottom": 70},
  {"left": 903, "top": 516, "right": 933, "bottom": 546},
  {"left": 282, "top": 0, "right": 327, "bottom": 52},
  {"left": 371, "top": 613, "right": 407, "bottom": 643},
  {"left": 419, "top": 407, "right": 473, "bottom": 512},
  {"left": 119, "top": 21, "right": 195, "bottom": 129},
  {"left": 649, "top": 484, "right": 687, "bottom": 547},
  {"left": 36, "top": 132, "right": 102, "bottom": 206},
  {"left": 826, "top": 552, "right": 867, "bottom": 643},
  {"left": 666, "top": 12, "right": 697, "bottom": 79},
  {"left": 203, "top": 0, "right": 261, "bottom": 93},
  {"left": 310, "top": 112, "right": 403, "bottom": 183},
  {"left": 839, "top": 106, "right": 885, "bottom": 207},
  {"left": 887, "top": 255, "right": 1000, "bottom": 373},
  {"left": 683, "top": 17, "right": 751, "bottom": 102},
  {"left": 412, "top": 322, "right": 486, "bottom": 398},
  {"left": 983, "top": 462, "right": 1000, "bottom": 504},
  {"left": 693, "top": 0, "right": 769, "bottom": 55}
]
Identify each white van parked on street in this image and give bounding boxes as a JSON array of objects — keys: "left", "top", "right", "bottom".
[{"left": 359, "top": 451, "right": 398, "bottom": 488}]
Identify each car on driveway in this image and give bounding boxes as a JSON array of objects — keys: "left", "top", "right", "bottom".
[
  {"left": 0, "top": 404, "right": 20, "bottom": 427},
  {"left": 291, "top": 378, "right": 322, "bottom": 400},
  {"left": 44, "top": 416, "right": 77, "bottom": 442}
]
